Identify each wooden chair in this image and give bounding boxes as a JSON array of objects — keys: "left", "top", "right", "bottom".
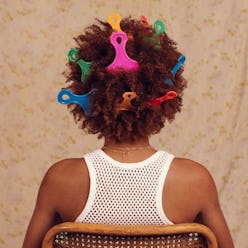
[{"left": 42, "top": 222, "right": 218, "bottom": 248}]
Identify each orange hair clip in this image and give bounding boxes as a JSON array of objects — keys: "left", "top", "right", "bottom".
[{"left": 119, "top": 92, "right": 137, "bottom": 110}]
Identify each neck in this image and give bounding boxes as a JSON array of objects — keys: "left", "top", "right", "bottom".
[
  {"left": 103, "top": 137, "right": 150, "bottom": 149},
  {"left": 102, "top": 137, "right": 156, "bottom": 163}
]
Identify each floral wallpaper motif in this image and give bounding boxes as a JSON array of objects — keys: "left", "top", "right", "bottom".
[{"left": 0, "top": 0, "right": 247, "bottom": 247}]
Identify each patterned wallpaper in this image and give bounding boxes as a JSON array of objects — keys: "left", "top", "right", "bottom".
[{"left": 0, "top": 0, "right": 247, "bottom": 247}]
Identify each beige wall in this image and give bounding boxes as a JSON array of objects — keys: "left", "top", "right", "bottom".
[{"left": 1, "top": 0, "right": 247, "bottom": 247}]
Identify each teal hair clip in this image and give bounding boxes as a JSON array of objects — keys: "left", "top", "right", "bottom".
[
  {"left": 68, "top": 48, "right": 92, "bottom": 82},
  {"left": 154, "top": 20, "right": 166, "bottom": 35},
  {"left": 145, "top": 20, "right": 166, "bottom": 49},
  {"left": 165, "top": 55, "right": 186, "bottom": 86},
  {"left": 154, "top": 20, "right": 166, "bottom": 49},
  {"left": 57, "top": 88, "right": 97, "bottom": 117}
]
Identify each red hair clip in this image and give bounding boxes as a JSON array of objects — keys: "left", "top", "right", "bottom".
[
  {"left": 147, "top": 91, "right": 177, "bottom": 106},
  {"left": 141, "top": 15, "right": 149, "bottom": 28}
]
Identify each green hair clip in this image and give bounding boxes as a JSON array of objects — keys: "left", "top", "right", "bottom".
[
  {"left": 68, "top": 48, "right": 92, "bottom": 82},
  {"left": 144, "top": 20, "right": 166, "bottom": 49}
]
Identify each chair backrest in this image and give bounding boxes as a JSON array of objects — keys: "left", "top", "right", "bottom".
[{"left": 42, "top": 222, "right": 218, "bottom": 248}]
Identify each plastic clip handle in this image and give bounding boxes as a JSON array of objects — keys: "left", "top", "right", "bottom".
[
  {"left": 107, "top": 32, "right": 139, "bottom": 72},
  {"left": 147, "top": 20, "right": 166, "bottom": 49},
  {"left": 164, "top": 78, "right": 174, "bottom": 86},
  {"left": 107, "top": 13, "right": 122, "bottom": 32},
  {"left": 68, "top": 48, "right": 92, "bottom": 82},
  {"left": 154, "top": 20, "right": 166, "bottom": 34},
  {"left": 171, "top": 55, "right": 186, "bottom": 75},
  {"left": 164, "top": 55, "right": 186, "bottom": 86},
  {"left": 141, "top": 15, "right": 149, "bottom": 28},
  {"left": 119, "top": 92, "right": 137, "bottom": 110},
  {"left": 57, "top": 88, "right": 97, "bottom": 117},
  {"left": 147, "top": 91, "right": 177, "bottom": 106}
]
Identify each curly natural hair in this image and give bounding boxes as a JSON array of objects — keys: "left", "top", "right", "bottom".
[{"left": 63, "top": 17, "right": 187, "bottom": 142}]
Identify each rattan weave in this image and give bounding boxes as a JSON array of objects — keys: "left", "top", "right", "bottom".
[
  {"left": 42, "top": 222, "right": 217, "bottom": 248},
  {"left": 53, "top": 231, "right": 207, "bottom": 248}
]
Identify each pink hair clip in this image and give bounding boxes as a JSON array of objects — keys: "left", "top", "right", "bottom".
[
  {"left": 147, "top": 91, "right": 177, "bottom": 106},
  {"left": 107, "top": 32, "right": 139, "bottom": 72}
]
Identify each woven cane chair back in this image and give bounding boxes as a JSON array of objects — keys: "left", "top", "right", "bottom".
[{"left": 42, "top": 222, "right": 217, "bottom": 248}]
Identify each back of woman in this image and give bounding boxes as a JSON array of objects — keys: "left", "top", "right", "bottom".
[{"left": 22, "top": 14, "right": 234, "bottom": 248}]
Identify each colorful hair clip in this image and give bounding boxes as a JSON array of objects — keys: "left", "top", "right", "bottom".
[
  {"left": 171, "top": 55, "right": 186, "bottom": 75},
  {"left": 57, "top": 88, "right": 97, "bottom": 117},
  {"left": 119, "top": 92, "right": 137, "bottom": 110},
  {"left": 153, "top": 20, "right": 166, "bottom": 49},
  {"left": 147, "top": 91, "right": 177, "bottom": 106},
  {"left": 107, "top": 32, "right": 139, "bottom": 72},
  {"left": 141, "top": 15, "right": 149, "bottom": 28},
  {"left": 68, "top": 48, "right": 92, "bottom": 82},
  {"left": 107, "top": 13, "right": 122, "bottom": 32},
  {"left": 164, "top": 55, "right": 186, "bottom": 86},
  {"left": 108, "top": 13, "right": 134, "bottom": 39},
  {"left": 164, "top": 78, "right": 174, "bottom": 86},
  {"left": 154, "top": 20, "right": 166, "bottom": 35},
  {"left": 144, "top": 20, "right": 166, "bottom": 49}
]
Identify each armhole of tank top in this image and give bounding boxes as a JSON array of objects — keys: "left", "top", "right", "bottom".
[
  {"left": 156, "top": 152, "right": 175, "bottom": 225},
  {"left": 75, "top": 153, "right": 96, "bottom": 222}
]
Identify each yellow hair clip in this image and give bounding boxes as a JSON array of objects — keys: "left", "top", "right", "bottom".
[{"left": 107, "top": 13, "right": 122, "bottom": 32}]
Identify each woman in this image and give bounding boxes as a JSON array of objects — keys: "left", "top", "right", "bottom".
[{"left": 22, "top": 16, "right": 234, "bottom": 248}]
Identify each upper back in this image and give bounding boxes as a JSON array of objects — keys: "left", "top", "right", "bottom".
[{"left": 44, "top": 150, "right": 212, "bottom": 224}]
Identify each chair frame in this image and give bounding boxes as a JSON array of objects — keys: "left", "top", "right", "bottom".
[{"left": 42, "top": 222, "right": 218, "bottom": 248}]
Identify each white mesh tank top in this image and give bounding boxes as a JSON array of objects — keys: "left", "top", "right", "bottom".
[{"left": 75, "top": 149, "right": 174, "bottom": 225}]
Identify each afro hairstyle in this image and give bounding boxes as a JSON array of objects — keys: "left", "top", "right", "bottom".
[{"left": 63, "top": 16, "right": 187, "bottom": 142}]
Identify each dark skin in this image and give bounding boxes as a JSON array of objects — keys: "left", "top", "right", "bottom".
[{"left": 22, "top": 138, "right": 234, "bottom": 248}]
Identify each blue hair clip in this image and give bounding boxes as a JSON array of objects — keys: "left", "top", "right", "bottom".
[
  {"left": 171, "top": 55, "right": 185, "bottom": 75},
  {"left": 57, "top": 88, "right": 97, "bottom": 117},
  {"left": 165, "top": 55, "right": 186, "bottom": 86},
  {"left": 68, "top": 48, "right": 92, "bottom": 82},
  {"left": 165, "top": 78, "right": 174, "bottom": 86}
]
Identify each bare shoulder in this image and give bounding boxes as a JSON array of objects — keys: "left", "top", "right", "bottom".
[
  {"left": 172, "top": 157, "right": 214, "bottom": 183},
  {"left": 45, "top": 158, "right": 85, "bottom": 177},
  {"left": 169, "top": 157, "right": 217, "bottom": 199},
  {"left": 41, "top": 158, "right": 88, "bottom": 192}
]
